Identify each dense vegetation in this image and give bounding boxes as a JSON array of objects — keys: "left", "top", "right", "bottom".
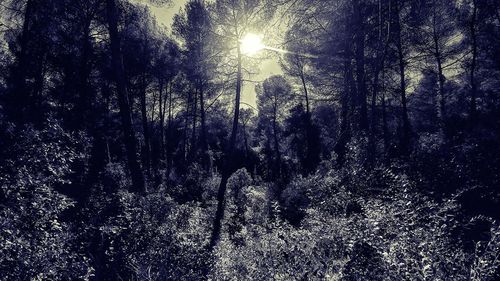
[{"left": 0, "top": 0, "right": 499, "bottom": 280}]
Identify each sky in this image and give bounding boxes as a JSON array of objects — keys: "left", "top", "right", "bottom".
[{"left": 143, "top": 0, "right": 282, "bottom": 109}]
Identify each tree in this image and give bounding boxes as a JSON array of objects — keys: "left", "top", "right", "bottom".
[
  {"left": 256, "top": 75, "right": 292, "bottom": 180},
  {"left": 209, "top": 0, "right": 275, "bottom": 249},
  {"left": 416, "top": 0, "right": 460, "bottom": 131},
  {"left": 285, "top": 103, "right": 322, "bottom": 175},
  {"left": 391, "top": 0, "right": 412, "bottom": 154},
  {"left": 173, "top": 0, "right": 217, "bottom": 171},
  {"left": 105, "top": 0, "right": 146, "bottom": 193}
]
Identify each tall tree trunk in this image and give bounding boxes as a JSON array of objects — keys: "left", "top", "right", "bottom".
[
  {"left": 182, "top": 91, "right": 192, "bottom": 163},
  {"left": 8, "top": 0, "right": 34, "bottom": 124},
  {"left": 140, "top": 73, "right": 151, "bottom": 176},
  {"left": 298, "top": 63, "right": 310, "bottom": 116},
  {"left": 382, "top": 84, "right": 389, "bottom": 155},
  {"left": 242, "top": 121, "right": 249, "bottom": 160},
  {"left": 199, "top": 85, "right": 210, "bottom": 171},
  {"left": 394, "top": 0, "right": 411, "bottom": 154},
  {"left": 369, "top": 0, "right": 390, "bottom": 164},
  {"left": 469, "top": 0, "right": 478, "bottom": 120},
  {"left": 18, "top": 0, "right": 33, "bottom": 118},
  {"left": 432, "top": 8, "right": 447, "bottom": 129},
  {"left": 335, "top": 55, "right": 353, "bottom": 167},
  {"left": 77, "top": 18, "right": 93, "bottom": 130},
  {"left": 105, "top": 0, "right": 146, "bottom": 194},
  {"left": 272, "top": 107, "right": 281, "bottom": 178},
  {"left": 190, "top": 88, "right": 198, "bottom": 160},
  {"left": 166, "top": 83, "right": 173, "bottom": 178},
  {"left": 354, "top": 0, "right": 368, "bottom": 131},
  {"left": 210, "top": 44, "right": 242, "bottom": 250},
  {"left": 158, "top": 78, "right": 165, "bottom": 160},
  {"left": 298, "top": 60, "right": 314, "bottom": 174}
]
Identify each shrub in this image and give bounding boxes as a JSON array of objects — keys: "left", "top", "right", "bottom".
[{"left": 0, "top": 120, "right": 93, "bottom": 280}]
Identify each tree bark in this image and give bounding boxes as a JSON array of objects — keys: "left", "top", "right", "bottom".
[
  {"left": 10, "top": 0, "right": 33, "bottom": 124},
  {"left": 432, "top": 7, "right": 447, "bottom": 128},
  {"left": 209, "top": 44, "right": 242, "bottom": 250},
  {"left": 158, "top": 78, "right": 165, "bottom": 160},
  {"left": 469, "top": 0, "right": 478, "bottom": 120},
  {"left": 298, "top": 61, "right": 310, "bottom": 116},
  {"left": 190, "top": 88, "right": 198, "bottom": 160},
  {"left": 199, "top": 84, "right": 210, "bottom": 171},
  {"left": 77, "top": 17, "right": 93, "bottom": 130},
  {"left": 166, "top": 82, "right": 174, "bottom": 178},
  {"left": 394, "top": 0, "right": 411, "bottom": 154},
  {"left": 105, "top": 0, "right": 146, "bottom": 193},
  {"left": 354, "top": 0, "right": 368, "bottom": 131},
  {"left": 140, "top": 73, "right": 151, "bottom": 176},
  {"left": 272, "top": 101, "right": 281, "bottom": 178}
]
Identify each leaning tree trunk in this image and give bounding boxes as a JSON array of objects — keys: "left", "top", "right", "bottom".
[
  {"left": 105, "top": 0, "right": 146, "bottom": 194},
  {"left": 209, "top": 44, "right": 243, "bottom": 250}
]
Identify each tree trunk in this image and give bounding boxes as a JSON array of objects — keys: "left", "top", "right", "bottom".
[
  {"left": 166, "top": 82, "right": 173, "bottom": 178},
  {"left": 335, "top": 54, "right": 353, "bottom": 167},
  {"left": 210, "top": 44, "right": 242, "bottom": 250},
  {"left": 432, "top": 9, "right": 447, "bottom": 129},
  {"left": 105, "top": 0, "right": 146, "bottom": 194},
  {"left": 272, "top": 108, "right": 281, "bottom": 178},
  {"left": 394, "top": 0, "right": 411, "bottom": 154},
  {"left": 190, "top": 88, "right": 198, "bottom": 160},
  {"left": 182, "top": 91, "right": 192, "bottom": 162},
  {"left": 298, "top": 63, "right": 310, "bottom": 116},
  {"left": 140, "top": 73, "right": 151, "bottom": 176},
  {"left": 199, "top": 84, "right": 210, "bottom": 171},
  {"left": 158, "top": 79, "right": 165, "bottom": 161},
  {"left": 354, "top": 0, "right": 368, "bottom": 131},
  {"left": 8, "top": 0, "right": 34, "bottom": 124},
  {"left": 382, "top": 84, "right": 389, "bottom": 155},
  {"left": 78, "top": 18, "right": 93, "bottom": 130},
  {"left": 469, "top": 0, "right": 478, "bottom": 120}
]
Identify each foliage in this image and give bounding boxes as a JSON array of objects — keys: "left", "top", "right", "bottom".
[
  {"left": 0, "top": 0, "right": 499, "bottom": 279},
  {"left": 0, "top": 120, "right": 93, "bottom": 280}
]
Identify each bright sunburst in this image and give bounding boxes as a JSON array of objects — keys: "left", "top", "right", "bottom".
[{"left": 240, "top": 33, "right": 264, "bottom": 55}]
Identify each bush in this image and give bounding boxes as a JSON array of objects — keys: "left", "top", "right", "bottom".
[{"left": 0, "top": 120, "right": 93, "bottom": 280}]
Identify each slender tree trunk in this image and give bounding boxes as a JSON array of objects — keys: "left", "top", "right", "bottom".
[
  {"left": 242, "top": 121, "right": 249, "bottom": 159},
  {"left": 299, "top": 65, "right": 310, "bottom": 116},
  {"left": 190, "top": 89, "right": 198, "bottom": 160},
  {"left": 435, "top": 51, "right": 446, "bottom": 122},
  {"left": 394, "top": 0, "right": 411, "bottom": 154},
  {"left": 140, "top": 73, "right": 151, "bottom": 176},
  {"left": 469, "top": 0, "right": 478, "bottom": 120},
  {"left": 210, "top": 44, "right": 242, "bottom": 250},
  {"left": 432, "top": 10, "right": 447, "bottom": 129},
  {"left": 11, "top": 0, "right": 33, "bottom": 123},
  {"left": 158, "top": 79, "right": 165, "bottom": 160},
  {"left": 335, "top": 56, "right": 353, "bottom": 167},
  {"left": 272, "top": 108, "right": 281, "bottom": 178},
  {"left": 298, "top": 60, "right": 314, "bottom": 174},
  {"left": 166, "top": 82, "right": 173, "bottom": 178},
  {"left": 75, "top": 18, "right": 93, "bottom": 130},
  {"left": 382, "top": 85, "right": 389, "bottom": 155},
  {"left": 182, "top": 91, "right": 191, "bottom": 162},
  {"left": 199, "top": 84, "right": 210, "bottom": 171},
  {"left": 105, "top": 0, "right": 146, "bottom": 193},
  {"left": 354, "top": 0, "right": 368, "bottom": 131}
]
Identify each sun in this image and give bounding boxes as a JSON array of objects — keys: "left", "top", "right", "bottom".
[{"left": 240, "top": 33, "right": 264, "bottom": 55}]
